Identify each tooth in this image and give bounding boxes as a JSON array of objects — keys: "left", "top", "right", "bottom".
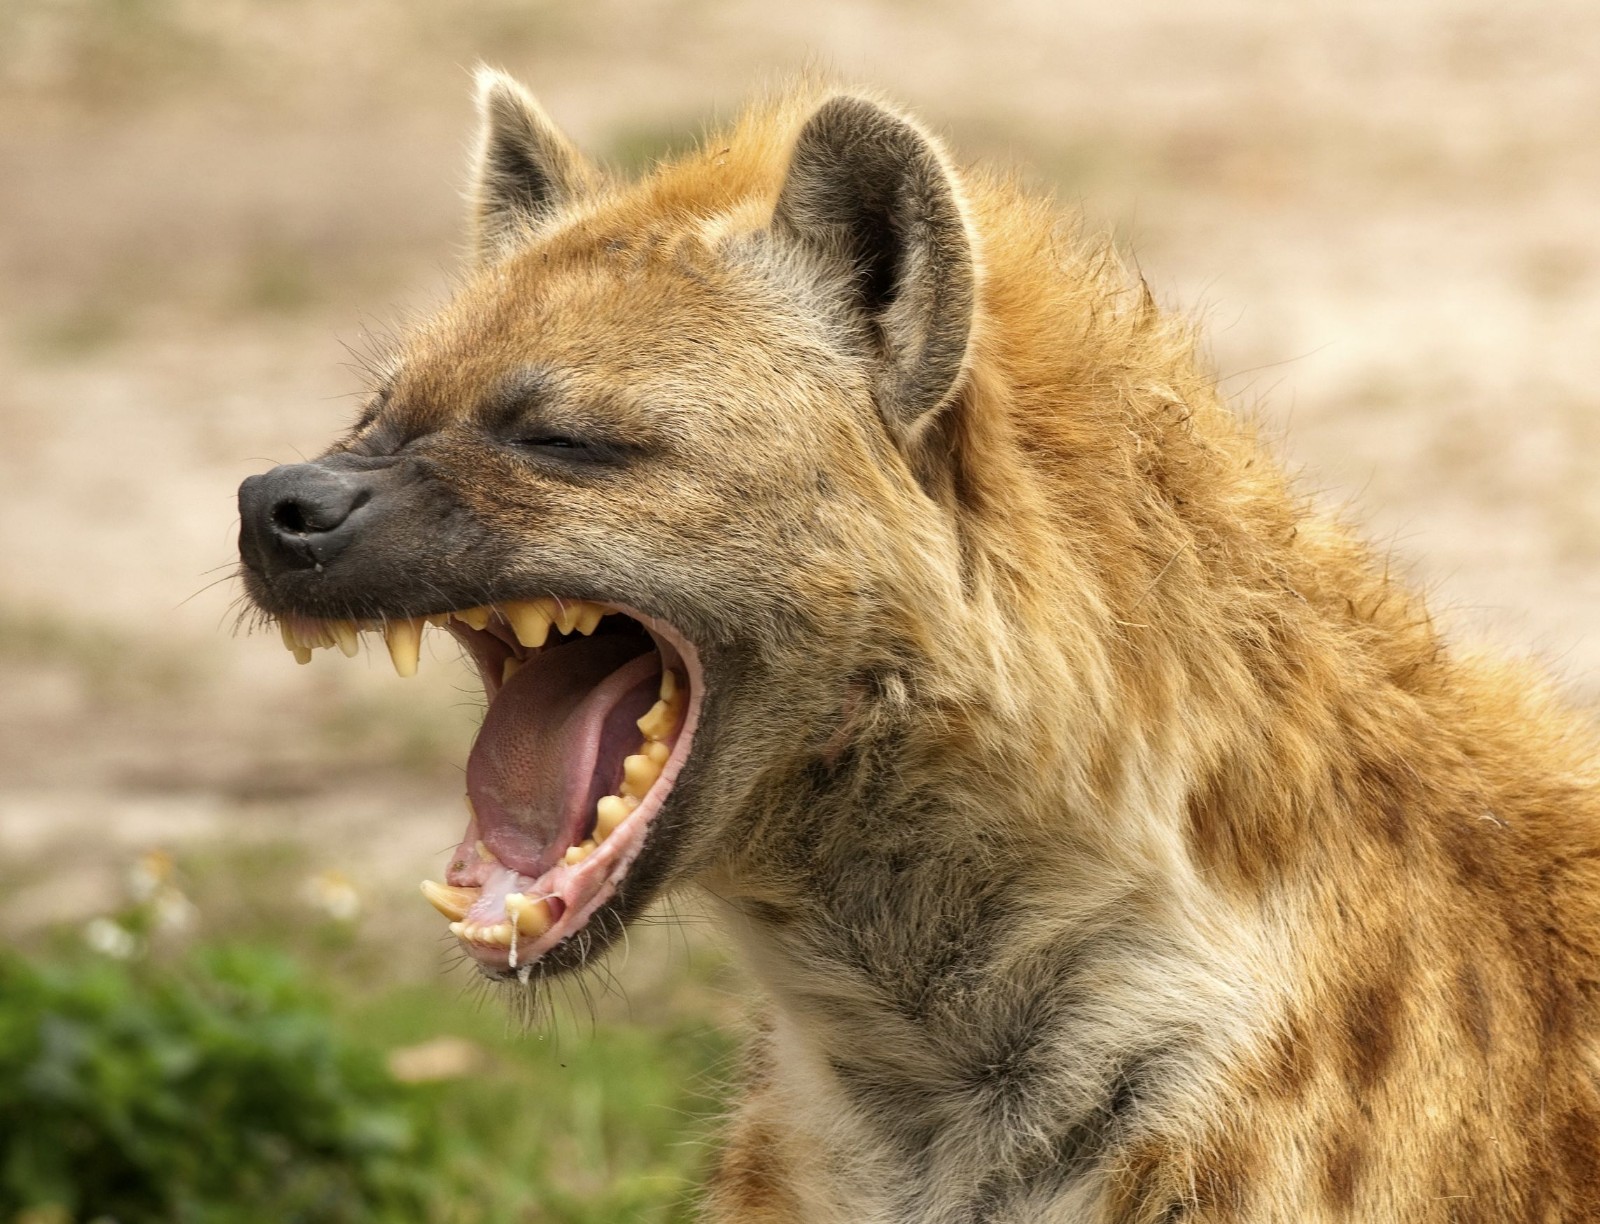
[
  {"left": 331, "top": 620, "right": 360, "bottom": 658},
  {"left": 454, "top": 607, "right": 491, "bottom": 631},
  {"left": 474, "top": 840, "right": 495, "bottom": 863},
  {"left": 466, "top": 921, "right": 512, "bottom": 947},
  {"left": 501, "top": 600, "right": 553, "bottom": 649},
  {"left": 420, "top": 880, "right": 479, "bottom": 921},
  {"left": 659, "top": 669, "right": 678, "bottom": 703},
  {"left": 620, "top": 753, "right": 661, "bottom": 799},
  {"left": 553, "top": 601, "right": 582, "bottom": 635},
  {"left": 426, "top": 613, "right": 451, "bottom": 628},
  {"left": 293, "top": 647, "right": 313, "bottom": 665},
  {"left": 595, "top": 795, "right": 631, "bottom": 840},
  {"left": 505, "top": 892, "right": 553, "bottom": 937},
  {"left": 645, "top": 740, "right": 670, "bottom": 765},
  {"left": 448, "top": 921, "right": 466, "bottom": 938},
  {"left": 575, "top": 604, "right": 604, "bottom": 635},
  {"left": 502, "top": 656, "right": 523, "bottom": 684},
  {"left": 384, "top": 617, "right": 423, "bottom": 677},
  {"left": 636, "top": 699, "right": 677, "bottom": 741},
  {"left": 563, "top": 841, "right": 595, "bottom": 866}
]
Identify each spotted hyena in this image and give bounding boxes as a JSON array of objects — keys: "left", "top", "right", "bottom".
[{"left": 236, "top": 70, "right": 1600, "bottom": 1221}]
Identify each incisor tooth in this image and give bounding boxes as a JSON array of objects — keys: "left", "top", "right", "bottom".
[
  {"left": 425, "top": 613, "right": 451, "bottom": 628},
  {"left": 331, "top": 620, "right": 360, "bottom": 658},
  {"left": 501, "top": 599, "right": 553, "bottom": 649},
  {"left": 575, "top": 604, "right": 604, "bottom": 635},
  {"left": 505, "top": 892, "right": 553, "bottom": 937},
  {"left": 620, "top": 753, "right": 661, "bottom": 799},
  {"left": 637, "top": 699, "right": 677, "bottom": 741},
  {"left": 454, "top": 607, "right": 491, "bottom": 631},
  {"left": 420, "top": 880, "right": 479, "bottom": 921},
  {"left": 502, "top": 656, "right": 523, "bottom": 685},
  {"left": 595, "top": 795, "right": 632, "bottom": 840},
  {"left": 563, "top": 841, "right": 596, "bottom": 866},
  {"left": 384, "top": 618, "right": 423, "bottom": 677}
]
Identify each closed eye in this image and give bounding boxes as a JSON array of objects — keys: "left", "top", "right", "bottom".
[{"left": 514, "top": 435, "right": 588, "bottom": 450}]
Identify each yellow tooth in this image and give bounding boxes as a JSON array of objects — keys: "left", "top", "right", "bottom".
[
  {"left": 644, "top": 740, "right": 670, "bottom": 765},
  {"left": 563, "top": 841, "right": 596, "bottom": 866},
  {"left": 474, "top": 839, "right": 495, "bottom": 863},
  {"left": 574, "top": 604, "right": 604, "bottom": 635},
  {"left": 501, "top": 599, "right": 554, "bottom": 649},
  {"left": 384, "top": 617, "right": 423, "bottom": 677},
  {"left": 454, "top": 606, "right": 491, "bottom": 631},
  {"left": 420, "top": 880, "right": 479, "bottom": 921},
  {"left": 552, "top": 601, "right": 582, "bottom": 635},
  {"left": 505, "top": 892, "right": 553, "bottom": 937},
  {"left": 595, "top": 795, "right": 632, "bottom": 840},
  {"left": 279, "top": 620, "right": 300, "bottom": 652},
  {"left": 620, "top": 753, "right": 662, "bottom": 799},
  {"left": 502, "top": 656, "right": 523, "bottom": 685},
  {"left": 448, "top": 920, "right": 466, "bottom": 938},
  {"left": 637, "top": 699, "right": 677, "bottom": 741},
  {"left": 331, "top": 620, "right": 360, "bottom": 658},
  {"left": 459, "top": 921, "right": 511, "bottom": 947},
  {"left": 659, "top": 669, "right": 678, "bottom": 703},
  {"left": 425, "top": 613, "right": 451, "bottom": 628}
]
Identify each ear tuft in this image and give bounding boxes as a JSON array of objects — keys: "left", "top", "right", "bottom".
[
  {"left": 772, "top": 94, "right": 976, "bottom": 441},
  {"left": 469, "top": 67, "right": 599, "bottom": 260}
]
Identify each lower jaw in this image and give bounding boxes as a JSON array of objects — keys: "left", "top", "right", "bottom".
[{"left": 273, "top": 599, "right": 703, "bottom": 977}]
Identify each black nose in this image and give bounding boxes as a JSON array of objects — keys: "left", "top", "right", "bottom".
[{"left": 238, "top": 462, "right": 375, "bottom": 576}]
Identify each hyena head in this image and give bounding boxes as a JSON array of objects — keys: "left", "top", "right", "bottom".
[{"left": 236, "top": 71, "right": 979, "bottom": 978}]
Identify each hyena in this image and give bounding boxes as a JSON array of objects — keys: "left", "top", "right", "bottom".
[{"left": 236, "top": 70, "right": 1600, "bottom": 1221}]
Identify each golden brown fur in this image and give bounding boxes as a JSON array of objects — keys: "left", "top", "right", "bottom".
[{"left": 345, "top": 74, "right": 1600, "bottom": 1219}]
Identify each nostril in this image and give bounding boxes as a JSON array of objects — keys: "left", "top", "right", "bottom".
[{"left": 273, "top": 499, "right": 313, "bottom": 535}]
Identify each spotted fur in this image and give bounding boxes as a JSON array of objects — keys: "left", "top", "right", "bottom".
[{"left": 371, "top": 72, "right": 1600, "bottom": 1220}]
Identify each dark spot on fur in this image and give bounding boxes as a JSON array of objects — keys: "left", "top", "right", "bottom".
[
  {"left": 1323, "top": 1132, "right": 1366, "bottom": 1209},
  {"left": 1184, "top": 767, "right": 1291, "bottom": 887},
  {"left": 1343, "top": 973, "right": 1402, "bottom": 1092},
  {"left": 1455, "top": 961, "right": 1493, "bottom": 1055}
]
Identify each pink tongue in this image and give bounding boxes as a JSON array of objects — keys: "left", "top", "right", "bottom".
[{"left": 465, "top": 635, "right": 659, "bottom": 876}]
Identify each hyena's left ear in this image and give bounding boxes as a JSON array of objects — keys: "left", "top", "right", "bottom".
[
  {"left": 772, "top": 94, "right": 976, "bottom": 443},
  {"left": 469, "top": 67, "right": 600, "bottom": 260}
]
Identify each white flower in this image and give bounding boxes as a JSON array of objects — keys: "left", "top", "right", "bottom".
[{"left": 84, "top": 917, "right": 137, "bottom": 960}]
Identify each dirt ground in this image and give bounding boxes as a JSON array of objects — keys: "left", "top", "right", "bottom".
[{"left": 2, "top": 0, "right": 1597, "bottom": 959}]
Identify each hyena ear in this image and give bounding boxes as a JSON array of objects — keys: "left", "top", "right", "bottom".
[
  {"left": 469, "top": 67, "right": 599, "bottom": 260},
  {"left": 772, "top": 94, "right": 976, "bottom": 442}
]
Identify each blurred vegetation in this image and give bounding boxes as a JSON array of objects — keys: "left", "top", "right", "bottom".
[{"left": 0, "top": 856, "right": 737, "bottom": 1224}]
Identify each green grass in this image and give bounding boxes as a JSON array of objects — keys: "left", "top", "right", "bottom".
[{"left": 2, "top": 849, "right": 738, "bottom": 1224}]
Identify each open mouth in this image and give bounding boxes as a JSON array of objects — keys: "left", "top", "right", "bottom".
[{"left": 273, "top": 599, "right": 702, "bottom": 978}]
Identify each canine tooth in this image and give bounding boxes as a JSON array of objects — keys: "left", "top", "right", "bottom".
[
  {"left": 501, "top": 599, "right": 554, "bottom": 648},
  {"left": 595, "top": 795, "right": 631, "bottom": 839},
  {"left": 454, "top": 606, "right": 491, "bottom": 631},
  {"left": 502, "top": 656, "right": 523, "bottom": 684},
  {"left": 384, "top": 618, "right": 423, "bottom": 677},
  {"left": 637, "top": 699, "right": 677, "bottom": 740},
  {"left": 574, "top": 604, "right": 604, "bottom": 635},
  {"left": 420, "top": 880, "right": 479, "bottom": 921},
  {"left": 331, "top": 620, "right": 360, "bottom": 658},
  {"left": 644, "top": 740, "right": 670, "bottom": 765},
  {"left": 505, "top": 892, "right": 553, "bottom": 937},
  {"left": 620, "top": 753, "right": 662, "bottom": 799}
]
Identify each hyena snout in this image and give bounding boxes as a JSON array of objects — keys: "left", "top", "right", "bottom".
[{"left": 238, "top": 460, "right": 379, "bottom": 576}]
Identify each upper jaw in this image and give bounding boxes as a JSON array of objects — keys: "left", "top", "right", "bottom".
[{"left": 266, "top": 594, "right": 707, "bottom": 980}]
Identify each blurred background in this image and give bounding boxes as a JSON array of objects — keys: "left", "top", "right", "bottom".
[{"left": 1, "top": 0, "right": 1596, "bottom": 1219}]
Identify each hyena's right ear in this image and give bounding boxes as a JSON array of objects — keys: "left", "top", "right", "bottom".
[{"left": 469, "top": 67, "right": 600, "bottom": 261}]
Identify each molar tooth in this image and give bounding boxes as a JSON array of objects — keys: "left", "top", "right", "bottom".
[
  {"left": 636, "top": 699, "right": 677, "bottom": 741},
  {"left": 420, "top": 880, "right": 479, "bottom": 921},
  {"left": 594, "top": 795, "right": 631, "bottom": 840},
  {"left": 620, "top": 753, "right": 662, "bottom": 799},
  {"left": 384, "top": 617, "right": 423, "bottom": 677},
  {"left": 574, "top": 604, "right": 604, "bottom": 635},
  {"left": 454, "top": 607, "right": 491, "bottom": 631},
  {"left": 505, "top": 892, "right": 553, "bottom": 937},
  {"left": 331, "top": 620, "right": 361, "bottom": 658},
  {"left": 501, "top": 599, "right": 554, "bottom": 649},
  {"left": 501, "top": 656, "right": 523, "bottom": 685},
  {"left": 644, "top": 740, "right": 670, "bottom": 765},
  {"left": 659, "top": 669, "right": 679, "bottom": 703}
]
